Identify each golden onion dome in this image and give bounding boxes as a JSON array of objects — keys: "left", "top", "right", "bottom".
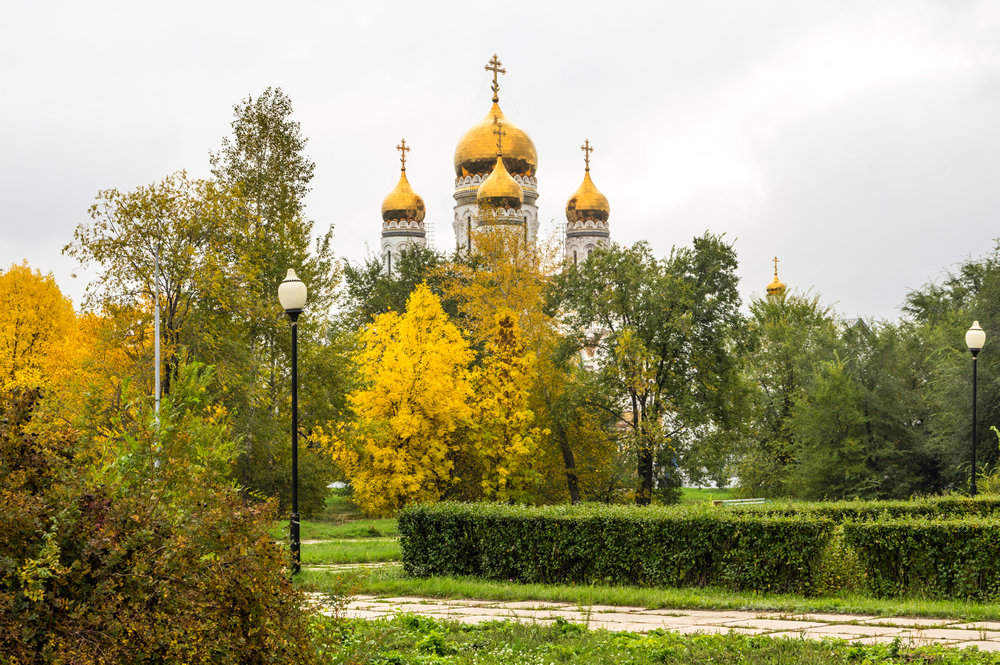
[
  {"left": 381, "top": 169, "right": 425, "bottom": 224},
  {"left": 477, "top": 156, "right": 523, "bottom": 210},
  {"left": 455, "top": 103, "right": 537, "bottom": 179},
  {"left": 566, "top": 170, "right": 610, "bottom": 223},
  {"left": 766, "top": 258, "right": 786, "bottom": 297}
]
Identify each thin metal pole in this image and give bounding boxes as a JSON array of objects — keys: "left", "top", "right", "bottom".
[
  {"left": 290, "top": 317, "right": 300, "bottom": 574},
  {"left": 972, "top": 352, "right": 979, "bottom": 497},
  {"left": 154, "top": 244, "right": 161, "bottom": 422}
]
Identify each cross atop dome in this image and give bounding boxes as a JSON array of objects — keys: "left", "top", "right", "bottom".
[
  {"left": 581, "top": 139, "right": 593, "bottom": 171},
  {"left": 767, "top": 256, "right": 786, "bottom": 298},
  {"left": 396, "top": 139, "right": 410, "bottom": 171},
  {"left": 492, "top": 118, "right": 506, "bottom": 157},
  {"left": 485, "top": 54, "right": 505, "bottom": 103}
]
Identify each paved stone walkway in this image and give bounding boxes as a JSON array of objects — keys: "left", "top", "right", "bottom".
[{"left": 318, "top": 594, "right": 1000, "bottom": 651}]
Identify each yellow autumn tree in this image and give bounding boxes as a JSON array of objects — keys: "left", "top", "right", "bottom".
[
  {"left": 321, "top": 284, "right": 472, "bottom": 516},
  {"left": 0, "top": 262, "right": 77, "bottom": 391},
  {"left": 470, "top": 310, "right": 543, "bottom": 501}
]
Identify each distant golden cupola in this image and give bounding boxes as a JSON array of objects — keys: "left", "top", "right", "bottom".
[
  {"left": 566, "top": 141, "right": 610, "bottom": 223},
  {"left": 381, "top": 147, "right": 425, "bottom": 225},
  {"left": 455, "top": 55, "right": 537, "bottom": 179},
  {"left": 766, "top": 256, "right": 786, "bottom": 298}
]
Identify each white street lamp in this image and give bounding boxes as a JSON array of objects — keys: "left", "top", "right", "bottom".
[
  {"left": 278, "top": 269, "right": 307, "bottom": 574},
  {"left": 966, "top": 320, "right": 986, "bottom": 496}
]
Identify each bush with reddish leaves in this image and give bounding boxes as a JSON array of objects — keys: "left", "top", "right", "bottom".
[{"left": 0, "top": 365, "right": 320, "bottom": 664}]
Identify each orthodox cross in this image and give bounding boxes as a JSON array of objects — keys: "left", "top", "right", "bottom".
[
  {"left": 396, "top": 139, "right": 410, "bottom": 170},
  {"left": 773, "top": 256, "right": 780, "bottom": 277},
  {"left": 492, "top": 117, "right": 506, "bottom": 157},
  {"left": 581, "top": 139, "right": 593, "bottom": 170},
  {"left": 485, "top": 54, "right": 505, "bottom": 102}
]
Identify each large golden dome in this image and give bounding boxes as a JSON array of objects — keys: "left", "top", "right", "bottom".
[
  {"left": 455, "top": 103, "right": 537, "bottom": 179},
  {"left": 566, "top": 170, "right": 610, "bottom": 223},
  {"left": 477, "top": 156, "right": 523, "bottom": 210},
  {"left": 381, "top": 169, "right": 425, "bottom": 223}
]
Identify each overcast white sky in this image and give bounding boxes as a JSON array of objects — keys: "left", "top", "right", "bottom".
[{"left": 2, "top": 0, "right": 999, "bottom": 321}]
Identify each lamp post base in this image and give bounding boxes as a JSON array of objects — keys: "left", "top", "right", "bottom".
[{"left": 290, "top": 511, "right": 301, "bottom": 574}]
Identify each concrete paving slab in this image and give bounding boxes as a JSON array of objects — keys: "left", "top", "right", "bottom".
[
  {"left": 861, "top": 616, "right": 960, "bottom": 628},
  {"left": 799, "top": 624, "right": 906, "bottom": 638},
  {"left": 583, "top": 604, "right": 648, "bottom": 613},
  {"left": 637, "top": 608, "right": 757, "bottom": 619},
  {"left": 374, "top": 596, "right": 442, "bottom": 605},
  {"left": 671, "top": 625, "right": 770, "bottom": 636},
  {"left": 952, "top": 622, "right": 1000, "bottom": 632},
  {"left": 954, "top": 641, "right": 1000, "bottom": 652},
  {"left": 501, "top": 601, "right": 573, "bottom": 609},
  {"left": 794, "top": 613, "right": 877, "bottom": 623},
  {"left": 908, "top": 628, "right": 997, "bottom": 642},
  {"left": 588, "top": 612, "right": 698, "bottom": 626},
  {"left": 721, "top": 619, "right": 828, "bottom": 631},
  {"left": 848, "top": 635, "right": 917, "bottom": 645},
  {"left": 766, "top": 631, "right": 819, "bottom": 640}
]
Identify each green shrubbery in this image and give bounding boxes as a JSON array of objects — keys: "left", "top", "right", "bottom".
[
  {"left": 400, "top": 502, "right": 834, "bottom": 594},
  {"left": 0, "top": 364, "right": 320, "bottom": 663},
  {"left": 845, "top": 517, "right": 1000, "bottom": 600},
  {"left": 735, "top": 495, "right": 1000, "bottom": 522},
  {"left": 401, "top": 499, "right": 1000, "bottom": 601}
]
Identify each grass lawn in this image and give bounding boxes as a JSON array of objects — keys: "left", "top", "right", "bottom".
[
  {"left": 271, "top": 518, "right": 398, "bottom": 542},
  {"left": 314, "top": 613, "right": 1000, "bottom": 664},
  {"left": 679, "top": 486, "right": 738, "bottom": 504},
  {"left": 302, "top": 538, "right": 401, "bottom": 565},
  {"left": 301, "top": 566, "right": 1000, "bottom": 622}
]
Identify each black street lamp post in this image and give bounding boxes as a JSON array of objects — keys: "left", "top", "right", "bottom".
[
  {"left": 966, "top": 321, "right": 986, "bottom": 497},
  {"left": 278, "top": 269, "right": 307, "bottom": 574}
]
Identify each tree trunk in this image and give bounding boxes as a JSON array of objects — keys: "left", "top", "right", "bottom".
[
  {"left": 556, "top": 428, "right": 581, "bottom": 504},
  {"left": 637, "top": 445, "right": 653, "bottom": 505}
]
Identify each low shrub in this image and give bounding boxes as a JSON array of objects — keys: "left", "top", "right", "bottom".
[
  {"left": 0, "top": 369, "right": 321, "bottom": 663},
  {"left": 733, "top": 495, "right": 1000, "bottom": 522},
  {"left": 400, "top": 502, "right": 834, "bottom": 594},
  {"left": 844, "top": 517, "right": 1000, "bottom": 600}
]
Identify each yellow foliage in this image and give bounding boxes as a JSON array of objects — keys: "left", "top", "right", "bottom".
[
  {"left": 440, "top": 226, "right": 560, "bottom": 348},
  {"left": 0, "top": 261, "right": 76, "bottom": 391},
  {"left": 321, "top": 285, "right": 472, "bottom": 516},
  {"left": 470, "top": 311, "right": 543, "bottom": 500}
]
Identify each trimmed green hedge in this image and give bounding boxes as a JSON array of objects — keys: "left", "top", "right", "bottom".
[
  {"left": 399, "top": 502, "right": 834, "bottom": 594},
  {"left": 844, "top": 517, "right": 1000, "bottom": 600},
  {"left": 733, "top": 495, "right": 1000, "bottom": 522}
]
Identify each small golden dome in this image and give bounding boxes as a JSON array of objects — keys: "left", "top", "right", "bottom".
[
  {"left": 477, "top": 156, "right": 523, "bottom": 210},
  {"left": 455, "top": 103, "right": 537, "bottom": 179},
  {"left": 381, "top": 169, "right": 425, "bottom": 223},
  {"left": 766, "top": 257, "right": 786, "bottom": 297},
  {"left": 566, "top": 170, "right": 610, "bottom": 223}
]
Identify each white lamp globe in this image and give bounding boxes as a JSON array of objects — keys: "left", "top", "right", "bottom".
[
  {"left": 278, "top": 269, "right": 308, "bottom": 312},
  {"left": 966, "top": 321, "right": 986, "bottom": 352}
]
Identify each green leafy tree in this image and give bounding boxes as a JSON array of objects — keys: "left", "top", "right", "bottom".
[
  {"left": 554, "top": 234, "right": 747, "bottom": 504},
  {"left": 64, "top": 172, "right": 241, "bottom": 397},
  {"left": 787, "top": 321, "right": 945, "bottom": 499},
  {"left": 904, "top": 243, "right": 1000, "bottom": 485},
  {"left": 341, "top": 246, "right": 452, "bottom": 327},
  {"left": 208, "top": 87, "right": 340, "bottom": 512},
  {"left": 737, "top": 292, "right": 839, "bottom": 496}
]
